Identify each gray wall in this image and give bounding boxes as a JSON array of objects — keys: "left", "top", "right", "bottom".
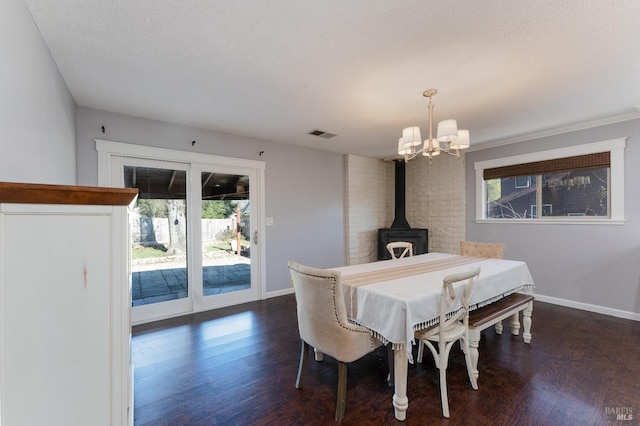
[
  {"left": 466, "top": 119, "right": 640, "bottom": 317},
  {"left": 0, "top": 0, "right": 76, "bottom": 184},
  {"left": 76, "top": 107, "right": 346, "bottom": 294}
]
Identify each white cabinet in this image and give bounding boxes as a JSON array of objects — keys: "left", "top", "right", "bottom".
[{"left": 0, "top": 183, "right": 137, "bottom": 426}]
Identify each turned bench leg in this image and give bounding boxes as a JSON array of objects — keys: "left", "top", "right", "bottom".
[
  {"left": 510, "top": 311, "right": 521, "bottom": 336},
  {"left": 495, "top": 304, "right": 535, "bottom": 341},
  {"left": 522, "top": 301, "right": 533, "bottom": 344},
  {"left": 498, "top": 303, "right": 534, "bottom": 342}
]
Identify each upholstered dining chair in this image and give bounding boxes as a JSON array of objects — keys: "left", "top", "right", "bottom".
[
  {"left": 415, "top": 267, "right": 481, "bottom": 418},
  {"left": 288, "top": 261, "right": 383, "bottom": 422},
  {"left": 386, "top": 241, "right": 413, "bottom": 259},
  {"left": 460, "top": 241, "right": 505, "bottom": 259}
]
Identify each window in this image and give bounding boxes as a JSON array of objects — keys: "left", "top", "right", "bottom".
[
  {"left": 475, "top": 138, "right": 626, "bottom": 224},
  {"left": 515, "top": 176, "right": 531, "bottom": 188},
  {"left": 530, "top": 204, "right": 552, "bottom": 218}
]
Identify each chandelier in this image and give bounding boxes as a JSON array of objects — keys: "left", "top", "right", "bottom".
[{"left": 398, "top": 89, "right": 470, "bottom": 163}]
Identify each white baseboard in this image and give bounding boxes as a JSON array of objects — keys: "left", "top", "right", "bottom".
[
  {"left": 264, "top": 287, "right": 295, "bottom": 299},
  {"left": 534, "top": 293, "right": 640, "bottom": 322}
]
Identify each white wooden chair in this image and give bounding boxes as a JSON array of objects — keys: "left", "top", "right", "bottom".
[
  {"left": 414, "top": 267, "right": 481, "bottom": 418},
  {"left": 386, "top": 241, "right": 413, "bottom": 259},
  {"left": 288, "top": 261, "right": 383, "bottom": 422}
]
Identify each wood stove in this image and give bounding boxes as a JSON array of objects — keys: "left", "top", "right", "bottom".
[{"left": 378, "top": 161, "right": 428, "bottom": 260}]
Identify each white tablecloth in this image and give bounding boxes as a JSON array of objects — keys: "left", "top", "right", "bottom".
[{"left": 333, "top": 252, "right": 535, "bottom": 361}]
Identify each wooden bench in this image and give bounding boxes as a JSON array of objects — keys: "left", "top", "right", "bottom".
[{"left": 468, "top": 292, "right": 534, "bottom": 381}]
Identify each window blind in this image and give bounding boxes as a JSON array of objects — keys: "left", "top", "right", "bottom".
[{"left": 483, "top": 152, "right": 610, "bottom": 181}]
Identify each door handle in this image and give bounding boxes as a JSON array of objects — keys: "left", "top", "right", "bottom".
[{"left": 253, "top": 230, "right": 258, "bottom": 244}]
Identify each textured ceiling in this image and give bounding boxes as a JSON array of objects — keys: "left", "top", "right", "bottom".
[{"left": 23, "top": 0, "right": 640, "bottom": 158}]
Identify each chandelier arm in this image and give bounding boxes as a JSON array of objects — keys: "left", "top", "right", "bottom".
[
  {"left": 441, "top": 149, "right": 461, "bottom": 158},
  {"left": 404, "top": 148, "right": 427, "bottom": 162},
  {"left": 440, "top": 141, "right": 460, "bottom": 157}
]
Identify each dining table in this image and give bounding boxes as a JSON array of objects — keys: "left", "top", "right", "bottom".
[{"left": 332, "top": 252, "right": 535, "bottom": 421}]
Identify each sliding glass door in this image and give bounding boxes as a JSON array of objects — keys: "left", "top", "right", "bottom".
[
  {"left": 103, "top": 146, "right": 264, "bottom": 325},
  {"left": 117, "top": 158, "right": 192, "bottom": 322},
  {"left": 191, "top": 165, "right": 259, "bottom": 313}
]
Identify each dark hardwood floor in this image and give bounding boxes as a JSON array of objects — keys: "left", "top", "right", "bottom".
[{"left": 132, "top": 295, "right": 640, "bottom": 425}]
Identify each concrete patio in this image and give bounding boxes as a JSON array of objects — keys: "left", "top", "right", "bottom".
[{"left": 131, "top": 252, "right": 250, "bottom": 306}]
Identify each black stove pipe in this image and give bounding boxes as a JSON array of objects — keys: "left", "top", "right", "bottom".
[{"left": 390, "top": 160, "right": 411, "bottom": 229}]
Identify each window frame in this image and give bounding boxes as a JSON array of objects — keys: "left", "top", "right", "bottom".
[
  {"left": 515, "top": 175, "right": 531, "bottom": 188},
  {"left": 474, "top": 138, "right": 626, "bottom": 224},
  {"left": 530, "top": 203, "right": 553, "bottom": 218}
]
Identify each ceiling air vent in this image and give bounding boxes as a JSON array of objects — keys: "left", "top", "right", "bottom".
[{"left": 307, "top": 129, "right": 337, "bottom": 139}]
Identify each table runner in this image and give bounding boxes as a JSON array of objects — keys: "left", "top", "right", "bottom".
[
  {"left": 341, "top": 255, "right": 481, "bottom": 318},
  {"left": 342, "top": 255, "right": 481, "bottom": 286}
]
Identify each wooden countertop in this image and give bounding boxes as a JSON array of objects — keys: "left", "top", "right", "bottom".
[{"left": 0, "top": 182, "right": 138, "bottom": 206}]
